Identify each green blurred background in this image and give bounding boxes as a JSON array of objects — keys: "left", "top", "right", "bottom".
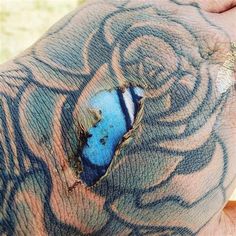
[
  {"left": 0, "top": 0, "right": 236, "bottom": 200},
  {"left": 0, "top": 0, "right": 85, "bottom": 63}
]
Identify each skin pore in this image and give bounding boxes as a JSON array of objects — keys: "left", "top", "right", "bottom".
[{"left": 0, "top": 0, "right": 236, "bottom": 235}]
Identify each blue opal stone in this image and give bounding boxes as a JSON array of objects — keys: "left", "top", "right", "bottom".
[
  {"left": 83, "top": 90, "right": 127, "bottom": 166},
  {"left": 80, "top": 87, "right": 143, "bottom": 185}
]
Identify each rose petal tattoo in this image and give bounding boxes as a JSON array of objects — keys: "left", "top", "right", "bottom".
[{"left": 0, "top": 0, "right": 236, "bottom": 235}]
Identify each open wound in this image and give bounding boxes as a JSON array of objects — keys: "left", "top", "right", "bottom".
[{"left": 80, "top": 87, "right": 144, "bottom": 186}]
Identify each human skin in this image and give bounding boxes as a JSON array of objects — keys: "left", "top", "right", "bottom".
[{"left": 0, "top": 0, "right": 236, "bottom": 235}]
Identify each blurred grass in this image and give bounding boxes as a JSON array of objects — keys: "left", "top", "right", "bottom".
[
  {"left": 0, "top": 0, "right": 85, "bottom": 63},
  {"left": 1, "top": 0, "right": 236, "bottom": 201}
]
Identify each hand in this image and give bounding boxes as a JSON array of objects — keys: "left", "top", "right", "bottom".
[{"left": 0, "top": 0, "right": 235, "bottom": 235}]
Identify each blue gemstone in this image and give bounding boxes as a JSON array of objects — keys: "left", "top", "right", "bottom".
[{"left": 80, "top": 87, "right": 143, "bottom": 185}]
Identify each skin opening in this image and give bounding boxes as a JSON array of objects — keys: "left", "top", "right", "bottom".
[{"left": 79, "top": 86, "right": 144, "bottom": 186}]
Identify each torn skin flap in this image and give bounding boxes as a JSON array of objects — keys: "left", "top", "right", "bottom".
[{"left": 80, "top": 86, "right": 144, "bottom": 186}]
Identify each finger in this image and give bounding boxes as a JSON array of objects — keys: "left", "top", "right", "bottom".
[
  {"left": 220, "top": 7, "right": 236, "bottom": 40},
  {"left": 208, "top": 7, "right": 236, "bottom": 41},
  {"left": 198, "top": 0, "right": 236, "bottom": 13}
]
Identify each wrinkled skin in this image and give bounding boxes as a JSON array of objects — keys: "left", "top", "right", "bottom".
[{"left": 0, "top": 0, "right": 236, "bottom": 235}]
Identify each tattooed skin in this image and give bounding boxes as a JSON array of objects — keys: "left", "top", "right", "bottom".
[{"left": 0, "top": 0, "right": 236, "bottom": 235}]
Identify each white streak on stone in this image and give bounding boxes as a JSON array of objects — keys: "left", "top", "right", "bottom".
[{"left": 123, "top": 88, "right": 135, "bottom": 123}]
